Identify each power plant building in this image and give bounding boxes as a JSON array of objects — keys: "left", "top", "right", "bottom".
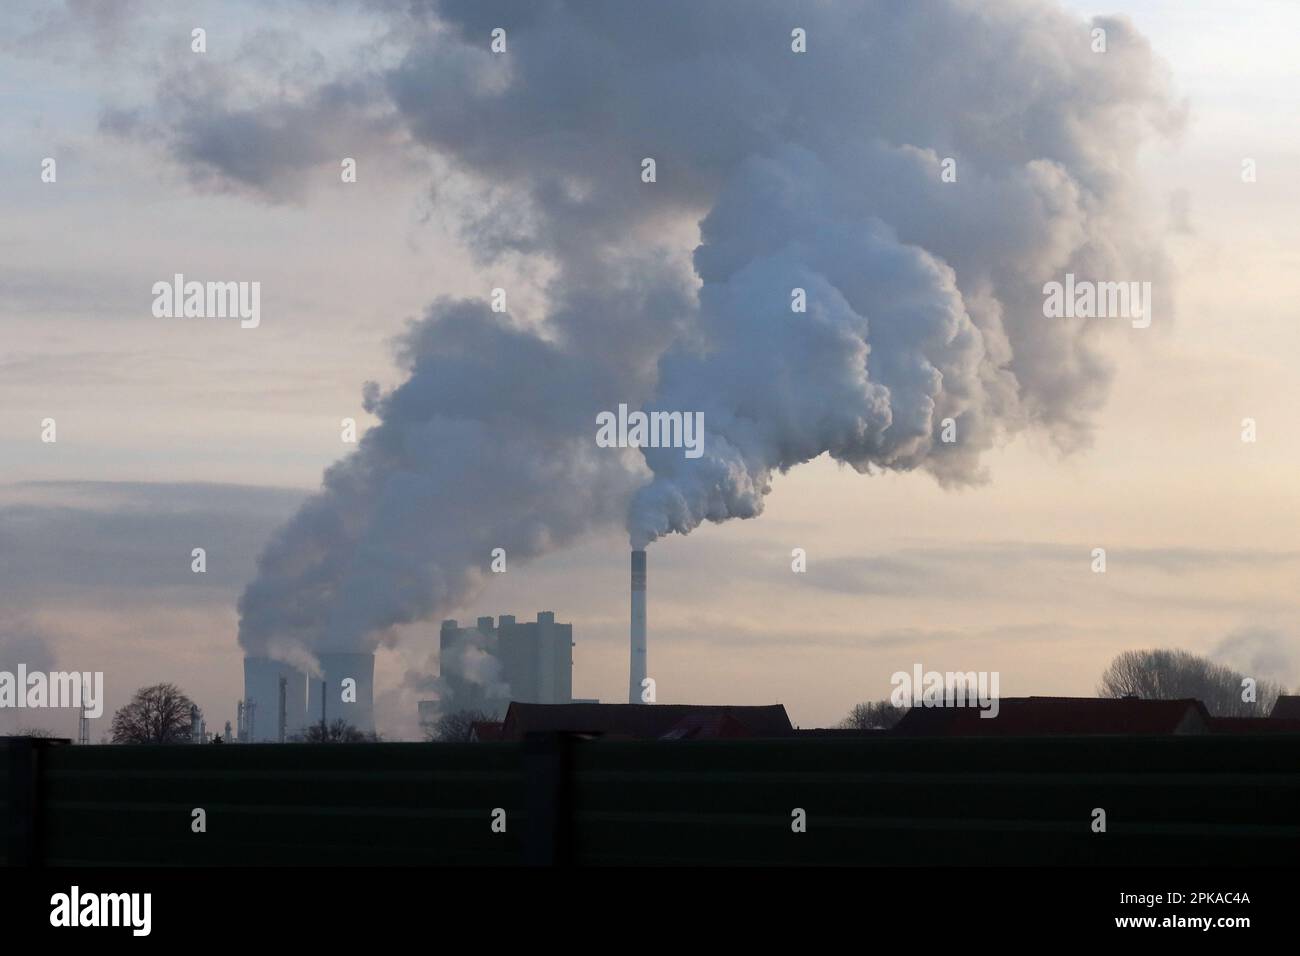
[
  {"left": 241, "top": 657, "right": 308, "bottom": 742},
  {"left": 306, "top": 652, "right": 376, "bottom": 734},
  {"left": 439, "top": 612, "right": 573, "bottom": 717}
]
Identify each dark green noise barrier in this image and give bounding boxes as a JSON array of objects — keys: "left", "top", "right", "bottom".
[{"left": 2, "top": 734, "right": 1297, "bottom": 866}]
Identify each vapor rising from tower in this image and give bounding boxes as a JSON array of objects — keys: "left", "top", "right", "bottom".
[
  {"left": 161, "top": 1, "right": 1185, "bottom": 674},
  {"left": 630, "top": 550, "right": 647, "bottom": 704}
]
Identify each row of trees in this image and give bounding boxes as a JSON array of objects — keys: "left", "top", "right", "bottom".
[{"left": 841, "top": 648, "right": 1289, "bottom": 727}]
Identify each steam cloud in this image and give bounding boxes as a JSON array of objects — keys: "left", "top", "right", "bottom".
[{"left": 161, "top": 0, "right": 1182, "bottom": 656}]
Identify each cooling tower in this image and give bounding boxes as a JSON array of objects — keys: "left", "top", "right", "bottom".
[
  {"left": 629, "top": 549, "right": 647, "bottom": 703},
  {"left": 307, "top": 652, "right": 375, "bottom": 734},
  {"left": 242, "top": 657, "right": 307, "bottom": 742}
]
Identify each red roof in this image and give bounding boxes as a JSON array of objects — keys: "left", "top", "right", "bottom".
[
  {"left": 892, "top": 696, "right": 1211, "bottom": 736},
  {"left": 500, "top": 703, "right": 793, "bottom": 741},
  {"left": 659, "top": 712, "right": 754, "bottom": 740}
]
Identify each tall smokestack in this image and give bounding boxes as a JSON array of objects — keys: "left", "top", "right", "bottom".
[
  {"left": 278, "top": 676, "right": 287, "bottom": 743},
  {"left": 629, "top": 550, "right": 647, "bottom": 704}
]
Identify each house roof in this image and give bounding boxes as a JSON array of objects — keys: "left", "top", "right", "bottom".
[
  {"left": 1269, "top": 695, "right": 1300, "bottom": 719},
  {"left": 659, "top": 712, "right": 754, "bottom": 740},
  {"left": 500, "top": 703, "right": 793, "bottom": 741},
  {"left": 892, "top": 696, "right": 1211, "bottom": 736}
]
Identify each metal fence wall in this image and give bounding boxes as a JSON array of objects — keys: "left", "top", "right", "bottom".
[{"left": 3, "top": 734, "right": 1297, "bottom": 866}]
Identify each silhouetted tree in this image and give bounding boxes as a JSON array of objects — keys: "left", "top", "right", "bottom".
[
  {"left": 1098, "top": 648, "right": 1285, "bottom": 717},
  {"left": 110, "top": 683, "right": 198, "bottom": 744},
  {"left": 428, "top": 709, "right": 495, "bottom": 742},
  {"left": 840, "top": 699, "right": 909, "bottom": 730},
  {"left": 291, "top": 718, "right": 380, "bottom": 743},
  {"left": 14, "top": 726, "right": 57, "bottom": 738}
]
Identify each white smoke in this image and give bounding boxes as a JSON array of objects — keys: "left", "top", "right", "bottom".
[
  {"left": 441, "top": 628, "right": 511, "bottom": 701},
  {"left": 183, "top": 1, "right": 1181, "bottom": 654}
]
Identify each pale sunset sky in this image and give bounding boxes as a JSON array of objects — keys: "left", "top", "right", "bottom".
[{"left": 1, "top": 0, "right": 1297, "bottom": 737}]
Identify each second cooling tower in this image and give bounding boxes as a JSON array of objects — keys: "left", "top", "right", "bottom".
[
  {"left": 306, "top": 652, "right": 375, "bottom": 734},
  {"left": 242, "top": 657, "right": 307, "bottom": 742},
  {"left": 629, "top": 549, "right": 647, "bottom": 703}
]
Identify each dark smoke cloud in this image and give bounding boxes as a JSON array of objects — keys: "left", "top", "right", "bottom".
[{"left": 104, "top": 1, "right": 1181, "bottom": 654}]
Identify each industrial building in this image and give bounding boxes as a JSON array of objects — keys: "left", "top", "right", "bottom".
[
  {"left": 439, "top": 612, "right": 573, "bottom": 717},
  {"left": 306, "top": 652, "right": 375, "bottom": 734},
  {"left": 240, "top": 657, "right": 308, "bottom": 742},
  {"left": 242, "top": 652, "right": 375, "bottom": 740}
]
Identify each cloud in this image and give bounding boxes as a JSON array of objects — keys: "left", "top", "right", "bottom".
[
  {"left": 0, "top": 481, "right": 306, "bottom": 606},
  {"left": 0, "top": 616, "right": 58, "bottom": 672}
]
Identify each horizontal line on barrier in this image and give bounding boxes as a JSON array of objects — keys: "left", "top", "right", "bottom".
[
  {"left": 45, "top": 802, "right": 527, "bottom": 819},
  {"left": 573, "top": 812, "right": 1300, "bottom": 837},
  {"left": 570, "top": 770, "right": 1299, "bottom": 786}
]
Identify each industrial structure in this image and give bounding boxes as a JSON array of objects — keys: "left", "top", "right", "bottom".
[
  {"left": 240, "top": 652, "right": 376, "bottom": 739},
  {"left": 240, "top": 656, "right": 308, "bottom": 742},
  {"left": 629, "top": 549, "right": 647, "bottom": 704},
  {"left": 439, "top": 612, "right": 573, "bottom": 718},
  {"left": 307, "top": 653, "right": 376, "bottom": 734}
]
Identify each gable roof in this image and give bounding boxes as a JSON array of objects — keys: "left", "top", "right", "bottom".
[
  {"left": 660, "top": 711, "right": 754, "bottom": 740},
  {"left": 892, "top": 696, "right": 1211, "bottom": 736},
  {"left": 501, "top": 703, "right": 793, "bottom": 741}
]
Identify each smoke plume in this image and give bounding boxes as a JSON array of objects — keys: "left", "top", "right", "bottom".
[{"left": 207, "top": 1, "right": 1181, "bottom": 655}]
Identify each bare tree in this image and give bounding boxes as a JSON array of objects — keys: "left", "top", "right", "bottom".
[
  {"left": 291, "top": 719, "right": 380, "bottom": 743},
  {"left": 428, "top": 709, "right": 496, "bottom": 742},
  {"left": 840, "top": 699, "right": 909, "bottom": 730},
  {"left": 13, "top": 726, "right": 57, "bottom": 738},
  {"left": 1098, "top": 648, "right": 1285, "bottom": 717},
  {"left": 110, "top": 683, "right": 198, "bottom": 744}
]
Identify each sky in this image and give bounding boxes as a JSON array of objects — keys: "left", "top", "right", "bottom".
[{"left": 1, "top": 0, "right": 1297, "bottom": 738}]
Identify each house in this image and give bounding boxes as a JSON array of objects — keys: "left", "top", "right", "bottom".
[{"left": 499, "top": 702, "right": 794, "bottom": 741}]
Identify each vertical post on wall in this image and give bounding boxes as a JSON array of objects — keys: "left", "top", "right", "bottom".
[{"left": 523, "top": 732, "right": 575, "bottom": 866}]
